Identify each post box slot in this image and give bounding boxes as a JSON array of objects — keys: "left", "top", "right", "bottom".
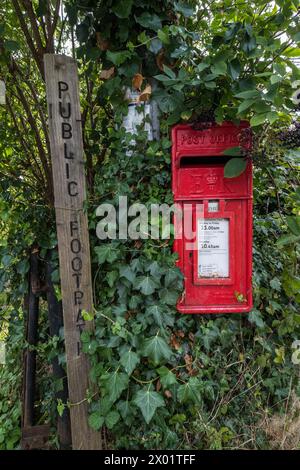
[{"left": 179, "top": 156, "right": 232, "bottom": 167}]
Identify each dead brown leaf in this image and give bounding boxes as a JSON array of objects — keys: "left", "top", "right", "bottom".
[
  {"left": 170, "top": 333, "right": 181, "bottom": 350},
  {"left": 96, "top": 32, "right": 109, "bottom": 51},
  {"left": 138, "top": 84, "right": 152, "bottom": 102},
  {"left": 132, "top": 73, "right": 144, "bottom": 91},
  {"left": 100, "top": 67, "right": 115, "bottom": 80}
]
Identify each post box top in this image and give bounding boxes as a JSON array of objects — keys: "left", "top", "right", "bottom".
[{"left": 172, "top": 121, "right": 250, "bottom": 158}]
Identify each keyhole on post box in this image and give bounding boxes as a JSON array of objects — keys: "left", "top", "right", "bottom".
[{"left": 208, "top": 200, "right": 219, "bottom": 212}]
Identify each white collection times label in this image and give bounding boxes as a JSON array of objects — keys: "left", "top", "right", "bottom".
[{"left": 198, "top": 218, "right": 229, "bottom": 278}]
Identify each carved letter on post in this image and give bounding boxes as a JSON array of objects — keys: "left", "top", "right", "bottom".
[{"left": 44, "top": 54, "right": 102, "bottom": 450}]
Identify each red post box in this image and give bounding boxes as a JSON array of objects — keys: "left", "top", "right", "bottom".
[{"left": 172, "top": 121, "right": 252, "bottom": 314}]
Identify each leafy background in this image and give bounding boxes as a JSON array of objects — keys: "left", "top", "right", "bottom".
[{"left": 0, "top": 0, "right": 300, "bottom": 449}]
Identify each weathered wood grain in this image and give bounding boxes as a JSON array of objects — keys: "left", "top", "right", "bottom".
[{"left": 44, "top": 54, "right": 102, "bottom": 450}]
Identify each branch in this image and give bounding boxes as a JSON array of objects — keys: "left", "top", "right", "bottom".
[
  {"left": 48, "top": 0, "right": 61, "bottom": 52},
  {"left": 14, "top": 83, "right": 53, "bottom": 200},
  {"left": 11, "top": 0, "right": 45, "bottom": 79},
  {"left": 21, "top": 0, "right": 45, "bottom": 53}
]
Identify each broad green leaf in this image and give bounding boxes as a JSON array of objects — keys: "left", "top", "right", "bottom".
[
  {"left": 95, "top": 245, "right": 118, "bottom": 264},
  {"left": 223, "top": 146, "right": 242, "bottom": 156},
  {"left": 250, "top": 113, "right": 267, "bottom": 127},
  {"left": 164, "top": 267, "right": 181, "bottom": 287},
  {"left": 103, "top": 371, "right": 129, "bottom": 402},
  {"left": 270, "top": 277, "right": 281, "bottom": 291},
  {"left": 163, "top": 65, "right": 176, "bottom": 79},
  {"left": 143, "top": 335, "right": 173, "bottom": 364},
  {"left": 238, "top": 99, "right": 256, "bottom": 114},
  {"left": 211, "top": 61, "right": 227, "bottom": 76},
  {"left": 119, "top": 265, "right": 136, "bottom": 283},
  {"left": 228, "top": 59, "right": 241, "bottom": 80},
  {"left": 253, "top": 101, "right": 270, "bottom": 114},
  {"left": 146, "top": 305, "right": 174, "bottom": 328},
  {"left": 174, "top": 1, "right": 194, "bottom": 17},
  {"left": 248, "top": 310, "right": 265, "bottom": 329},
  {"left": 286, "top": 216, "right": 300, "bottom": 236},
  {"left": 105, "top": 410, "right": 120, "bottom": 429},
  {"left": 106, "top": 50, "right": 131, "bottom": 66},
  {"left": 224, "top": 158, "right": 247, "bottom": 178},
  {"left": 111, "top": 0, "right": 133, "bottom": 18},
  {"left": 159, "top": 288, "right": 179, "bottom": 305},
  {"left": 134, "top": 388, "right": 165, "bottom": 423},
  {"left": 4, "top": 40, "right": 19, "bottom": 52},
  {"left": 120, "top": 350, "right": 140, "bottom": 375},
  {"left": 16, "top": 260, "right": 30, "bottom": 275},
  {"left": 135, "top": 13, "right": 162, "bottom": 31},
  {"left": 276, "top": 234, "right": 300, "bottom": 247},
  {"left": 157, "top": 366, "right": 178, "bottom": 388},
  {"left": 117, "top": 400, "right": 131, "bottom": 419},
  {"left": 197, "top": 63, "right": 210, "bottom": 72},
  {"left": 235, "top": 90, "right": 260, "bottom": 99},
  {"left": 149, "top": 38, "right": 163, "bottom": 54},
  {"left": 283, "top": 47, "right": 300, "bottom": 58},
  {"left": 158, "top": 29, "right": 169, "bottom": 45},
  {"left": 88, "top": 411, "right": 104, "bottom": 431},
  {"left": 177, "top": 377, "right": 202, "bottom": 404},
  {"left": 135, "top": 275, "right": 157, "bottom": 295},
  {"left": 267, "top": 111, "right": 278, "bottom": 125}
]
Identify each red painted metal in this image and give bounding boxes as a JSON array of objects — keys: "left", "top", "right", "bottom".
[{"left": 172, "top": 121, "right": 253, "bottom": 314}]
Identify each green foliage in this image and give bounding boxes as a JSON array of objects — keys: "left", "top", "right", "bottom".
[
  {"left": 68, "top": 0, "right": 300, "bottom": 126},
  {"left": 1, "top": 0, "right": 300, "bottom": 451}
]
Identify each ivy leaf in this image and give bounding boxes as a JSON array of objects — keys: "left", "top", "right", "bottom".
[
  {"left": 149, "top": 38, "right": 163, "bottom": 54},
  {"left": 119, "top": 265, "right": 136, "bottom": 283},
  {"left": 248, "top": 309, "right": 265, "bottom": 329},
  {"left": 103, "top": 371, "right": 129, "bottom": 402},
  {"left": 177, "top": 377, "right": 202, "bottom": 404},
  {"left": 105, "top": 410, "right": 120, "bottom": 429},
  {"left": 95, "top": 245, "right": 118, "bottom": 264},
  {"left": 88, "top": 411, "right": 104, "bottom": 431},
  {"left": 158, "top": 29, "right": 170, "bottom": 45},
  {"left": 135, "top": 275, "right": 157, "bottom": 295},
  {"left": 134, "top": 388, "right": 165, "bottom": 424},
  {"left": 142, "top": 335, "right": 173, "bottom": 364},
  {"left": 135, "top": 13, "right": 162, "bottom": 31},
  {"left": 159, "top": 288, "right": 179, "bottom": 305},
  {"left": 165, "top": 268, "right": 181, "bottom": 286},
  {"left": 111, "top": 0, "right": 133, "bottom": 18},
  {"left": 106, "top": 50, "right": 132, "bottom": 66},
  {"left": 117, "top": 400, "right": 131, "bottom": 419},
  {"left": 157, "top": 366, "right": 178, "bottom": 388},
  {"left": 224, "top": 158, "right": 247, "bottom": 178},
  {"left": 146, "top": 305, "right": 175, "bottom": 328},
  {"left": 120, "top": 350, "right": 140, "bottom": 375},
  {"left": 174, "top": 1, "right": 194, "bottom": 17}
]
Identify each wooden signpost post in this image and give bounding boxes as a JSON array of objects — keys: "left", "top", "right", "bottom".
[{"left": 44, "top": 54, "right": 102, "bottom": 449}]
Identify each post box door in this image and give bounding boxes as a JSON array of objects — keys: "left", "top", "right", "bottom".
[{"left": 179, "top": 198, "right": 252, "bottom": 313}]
